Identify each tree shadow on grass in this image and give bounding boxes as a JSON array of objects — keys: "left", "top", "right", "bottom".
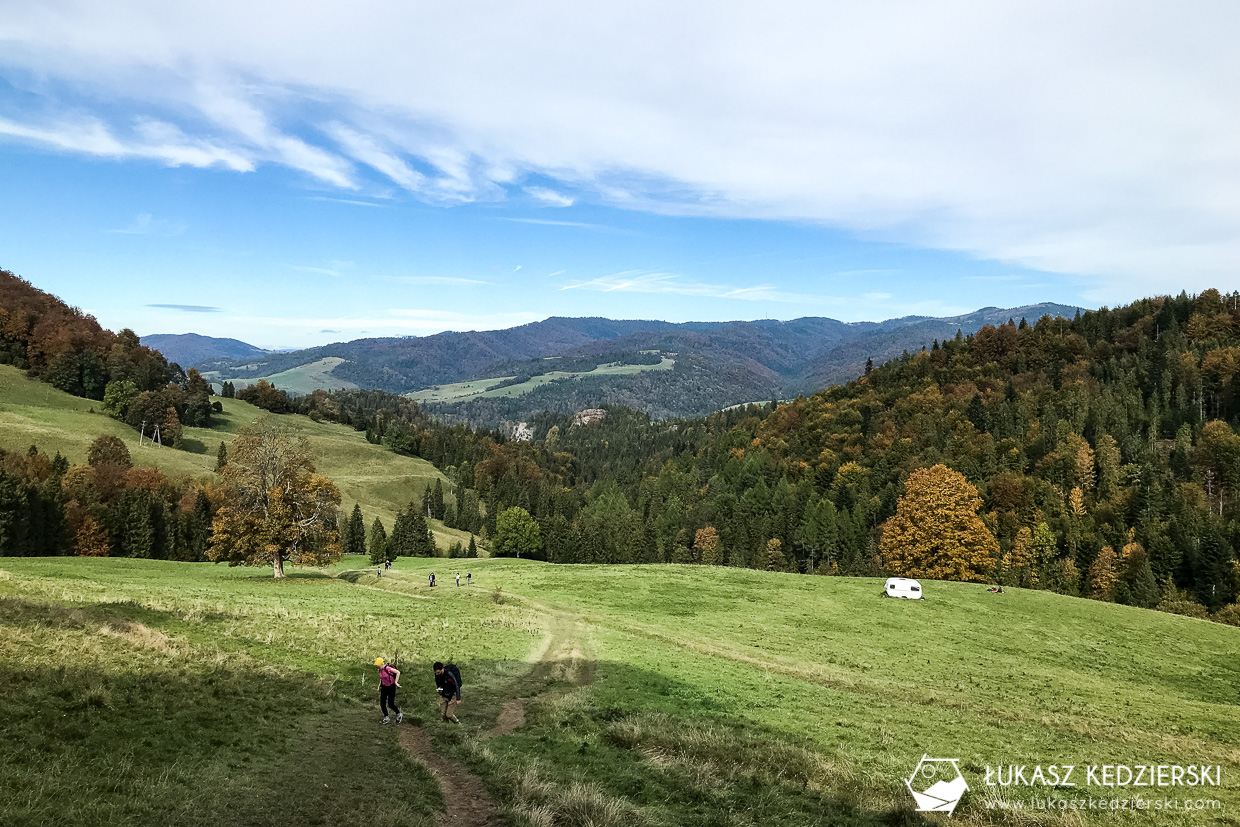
[
  {"left": 0, "top": 597, "right": 440, "bottom": 827},
  {"left": 179, "top": 436, "right": 209, "bottom": 455},
  {"left": 432, "top": 654, "right": 943, "bottom": 827}
]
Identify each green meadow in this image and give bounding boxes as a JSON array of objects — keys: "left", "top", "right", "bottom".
[
  {"left": 1, "top": 556, "right": 1235, "bottom": 826},
  {"left": 203, "top": 356, "right": 360, "bottom": 396},
  {"left": 408, "top": 358, "right": 675, "bottom": 404},
  {"left": 0, "top": 364, "right": 469, "bottom": 546}
]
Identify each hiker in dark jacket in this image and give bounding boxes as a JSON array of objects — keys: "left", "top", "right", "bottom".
[{"left": 433, "top": 661, "right": 461, "bottom": 723}]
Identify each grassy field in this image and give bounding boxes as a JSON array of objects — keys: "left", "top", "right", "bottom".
[
  {"left": 0, "top": 365, "right": 470, "bottom": 547},
  {"left": 408, "top": 358, "right": 675, "bottom": 404},
  {"left": 203, "top": 356, "right": 359, "bottom": 396},
  {"left": 1, "top": 556, "right": 1235, "bottom": 826}
]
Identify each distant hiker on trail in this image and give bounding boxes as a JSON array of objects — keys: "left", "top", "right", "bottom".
[
  {"left": 466, "top": 573, "right": 471, "bottom": 586},
  {"left": 376, "top": 566, "right": 381, "bottom": 578},
  {"left": 430, "top": 572, "right": 436, "bottom": 587},
  {"left": 375, "top": 658, "right": 403, "bottom": 725},
  {"left": 433, "top": 661, "right": 461, "bottom": 723},
  {"left": 456, "top": 572, "right": 460, "bottom": 587}
]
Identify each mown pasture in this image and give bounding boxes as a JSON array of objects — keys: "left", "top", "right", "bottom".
[
  {"left": 0, "top": 364, "right": 470, "bottom": 546},
  {"left": 1, "top": 556, "right": 1235, "bottom": 826}
]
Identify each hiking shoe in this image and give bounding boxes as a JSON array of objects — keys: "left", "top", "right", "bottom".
[
  {"left": 396, "top": 712, "right": 403, "bottom": 724},
  {"left": 381, "top": 716, "right": 390, "bottom": 725}
]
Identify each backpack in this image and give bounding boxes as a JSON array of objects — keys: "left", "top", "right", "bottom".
[{"left": 440, "top": 663, "right": 462, "bottom": 699}]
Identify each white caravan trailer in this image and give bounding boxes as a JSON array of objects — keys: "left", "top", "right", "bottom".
[{"left": 883, "top": 577, "right": 924, "bottom": 599}]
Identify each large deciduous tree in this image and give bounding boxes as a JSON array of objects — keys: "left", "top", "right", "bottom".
[
  {"left": 880, "top": 464, "right": 998, "bottom": 582},
  {"left": 493, "top": 506, "right": 540, "bottom": 558},
  {"left": 208, "top": 420, "right": 342, "bottom": 578}
]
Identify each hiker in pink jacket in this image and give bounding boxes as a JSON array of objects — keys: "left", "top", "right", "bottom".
[{"left": 375, "top": 657, "right": 403, "bottom": 725}]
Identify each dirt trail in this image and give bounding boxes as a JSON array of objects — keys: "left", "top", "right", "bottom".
[
  {"left": 398, "top": 726, "right": 503, "bottom": 827},
  {"left": 486, "top": 613, "right": 593, "bottom": 739},
  {"left": 396, "top": 609, "right": 594, "bottom": 826}
]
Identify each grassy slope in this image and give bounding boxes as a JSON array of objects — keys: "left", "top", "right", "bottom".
[
  {"left": 0, "top": 365, "right": 470, "bottom": 547},
  {"left": 203, "top": 356, "right": 360, "bottom": 396},
  {"left": 407, "top": 358, "right": 675, "bottom": 404},
  {"left": 0, "top": 558, "right": 542, "bottom": 827},
  {"left": 3, "top": 556, "right": 1233, "bottom": 826}
]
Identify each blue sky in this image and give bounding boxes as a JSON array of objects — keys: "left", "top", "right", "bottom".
[{"left": 2, "top": 3, "right": 1237, "bottom": 349}]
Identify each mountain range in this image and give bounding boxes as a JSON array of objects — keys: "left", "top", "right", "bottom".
[
  {"left": 141, "top": 333, "right": 269, "bottom": 366},
  {"left": 156, "top": 302, "right": 1080, "bottom": 423}
]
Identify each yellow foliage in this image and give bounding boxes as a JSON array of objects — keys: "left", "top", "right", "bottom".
[
  {"left": 73, "top": 514, "right": 110, "bottom": 557},
  {"left": 1003, "top": 527, "right": 1034, "bottom": 587},
  {"left": 695, "top": 526, "right": 721, "bottom": 566},
  {"left": 1069, "top": 486, "right": 1086, "bottom": 516},
  {"left": 1089, "top": 545, "right": 1118, "bottom": 601},
  {"left": 879, "top": 464, "right": 998, "bottom": 582},
  {"left": 208, "top": 419, "right": 343, "bottom": 577}
]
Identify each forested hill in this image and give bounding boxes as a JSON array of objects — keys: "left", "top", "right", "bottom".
[
  {"left": 193, "top": 302, "right": 1079, "bottom": 423},
  {"left": 141, "top": 333, "right": 268, "bottom": 367},
  {"left": 310, "top": 288, "right": 1237, "bottom": 624},
  {"left": 0, "top": 269, "right": 171, "bottom": 396},
  {"left": 2, "top": 265, "right": 1238, "bottom": 624}
]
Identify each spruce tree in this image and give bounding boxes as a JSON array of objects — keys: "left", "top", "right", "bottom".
[
  {"left": 344, "top": 504, "right": 366, "bottom": 556},
  {"left": 368, "top": 518, "right": 388, "bottom": 565},
  {"left": 430, "top": 479, "right": 445, "bottom": 520},
  {"left": 410, "top": 514, "right": 434, "bottom": 556},
  {"left": 467, "top": 535, "right": 478, "bottom": 558},
  {"left": 215, "top": 442, "right": 228, "bottom": 472},
  {"left": 390, "top": 508, "right": 413, "bottom": 558},
  {"left": 189, "top": 491, "right": 212, "bottom": 561}
]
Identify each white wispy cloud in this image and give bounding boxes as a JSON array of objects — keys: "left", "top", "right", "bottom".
[
  {"left": 146, "top": 303, "right": 221, "bottom": 313},
  {"left": 325, "top": 122, "right": 426, "bottom": 191},
  {"left": 308, "top": 196, "right": 389, "bottom": 207},
  {"left": 524, "top": 186, "right": 574, "bottom": 207},
  {"left": 0, "top": 115, "right": 252, "bottom": 170},
  {"left": 291, "top": 265, "right": 343, "bottom": 277},
  {"left": 238, "top": 309, "right": 541, "bottom": 332},
  {"left": 109, "top": 212, "right": 186, "bottom": 236},
  {"left": 4, "top": 3, "right": 1240, "bottom": 295},
  {"left": 498, "top": 217, "right": 628, "bottom": 233},
  {"left": 384, "top": 275, "right": 492, "bottom": 286},
  {"left": 561, "top": 271, "right": 840, "bottom": 304}
]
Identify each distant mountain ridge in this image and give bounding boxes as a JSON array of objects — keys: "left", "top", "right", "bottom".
[
  {"left": 187, "top": 302, "right": 1081, "bottom": 422},
  {"left": 141, "top": 333, "right": 268, "bottom": 367}
]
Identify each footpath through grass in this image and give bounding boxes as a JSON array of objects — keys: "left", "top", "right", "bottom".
[
  {"left": 383, "top": 559, "right": 1240, "bottom": 827},
  {"left": 1, "top": 556, "right": 1236, "bottom": 826},
  {"left": 0, "top": 557, "right": 543, "bottom": 827}
]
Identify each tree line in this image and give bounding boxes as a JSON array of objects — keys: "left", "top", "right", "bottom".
[{"left": 3, "top": 266, "right": 1238, "bottom": 623}]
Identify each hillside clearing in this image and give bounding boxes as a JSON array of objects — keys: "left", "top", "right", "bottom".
[
  {"left": 3, "top": 557, "right": 1230, "bottom": 825},
  {"left": 0, "top": 364, "right": 469, "bottom": 543},
  {"left": 408, "top": 357, "right": 675, "bottom": 403}
]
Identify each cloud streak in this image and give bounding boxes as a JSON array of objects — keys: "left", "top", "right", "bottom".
[
  {"left": 3, "top": 2, "right": 1240, "bottom": 296},
  {"left": 561, "top": 271, "right": 840, "bottom": 304},
  {"left": 384, "top": 275, "right": 492, "bottom": 286},
  {"left": 109, "top": 212, "right": 186, "bottom": 236},
  {"left": 146, "top": 304, "right": 221, "bottom": 313}
]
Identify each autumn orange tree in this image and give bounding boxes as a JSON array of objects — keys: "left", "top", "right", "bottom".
[
  {"left": 208, "top": 419, "right": 342, "bottom": 578},
  {"left": 880, "top": 464, "right": 998, "bottom": 582}
]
